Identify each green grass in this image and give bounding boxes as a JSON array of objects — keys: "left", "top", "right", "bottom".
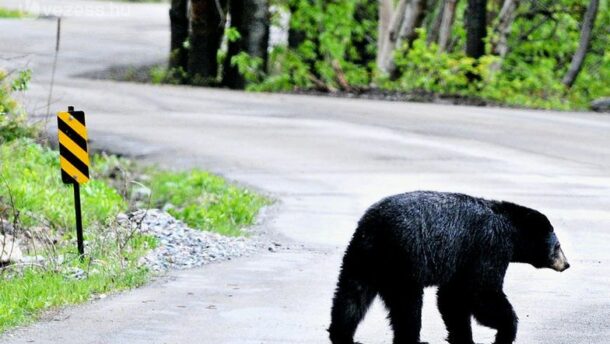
[
  {"left": 91, "top": 154, "right": 271, "bottom": 236},
  {"left": 0, "top": 139, "right": 126, "bottom": 230},
  {"left": 0, "top": 8, "right": 27, "bottom": 19},
  {"left": 149, "top": 170, "right": 270, "bottom": 236},
  {"left": 0, "top": 264, "right": 149, "bottom": 332}
]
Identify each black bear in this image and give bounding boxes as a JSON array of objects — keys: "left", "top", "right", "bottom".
[{"left": 329, "top": 191, "right": 569, "bottom": 344}]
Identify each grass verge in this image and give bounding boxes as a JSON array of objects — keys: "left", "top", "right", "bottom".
[
  {"left": 0, "top": 139, "right": 150, "bottom": 332},
  {"left": 0, "top": 261, "right": 149, "bottom": 332},
  {"left": 0, "top": 139, "right": 269, "bottom": 332},
  {"left": 149, "top": 170, "right": 270, "bottom": 236}
]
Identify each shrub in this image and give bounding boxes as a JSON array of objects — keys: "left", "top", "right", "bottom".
[{"left": 0, "top": 69, "right": 36, "bottom": 143}]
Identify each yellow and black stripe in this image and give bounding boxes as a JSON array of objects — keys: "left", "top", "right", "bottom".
[{"left": 57, "top": 108, "right": 90, "bottom": 184}]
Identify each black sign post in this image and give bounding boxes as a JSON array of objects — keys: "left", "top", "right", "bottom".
[
  {"left": 57, "top": 106, "right": 90, "bottom": 257},
  {"left": 73, "top": 182, "right": 84, "bottom": 256}
]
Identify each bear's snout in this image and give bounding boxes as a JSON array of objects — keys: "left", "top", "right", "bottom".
[{"left": 551, "top": 247, "right": 570, "bottom": 272}]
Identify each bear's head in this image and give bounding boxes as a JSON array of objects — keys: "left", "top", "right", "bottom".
[{"left": 495, "top": 201, "right": 570, "bottom": 272}]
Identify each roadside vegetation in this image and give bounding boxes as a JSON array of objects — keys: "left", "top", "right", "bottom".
[
  {"left": 153, "top": 0, "right": 609, "bottom": 111},
  {"left": 0, "top": 8, "right": 27, "bottom": 19},
  {"left": 0, "top": 68, "right": 269, "bottom": 332},
  {"left": 149, "top": 170, "right": 269, "bottom": 236}
]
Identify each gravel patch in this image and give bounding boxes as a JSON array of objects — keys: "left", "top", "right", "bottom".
[{"left": 119, "top": 209, "right": 274, "bottom": 272}]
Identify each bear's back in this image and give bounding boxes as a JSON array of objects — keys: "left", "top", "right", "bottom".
[{"left": 357, "top": 191, "right": 511, "bottom": 286}]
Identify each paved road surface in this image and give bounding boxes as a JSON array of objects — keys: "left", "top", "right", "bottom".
[{"left": 1, "top": 1, "right": 609, "bottom": 343}]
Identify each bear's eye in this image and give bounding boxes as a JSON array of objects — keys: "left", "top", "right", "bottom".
[{"left": 554, "top": 243, "right": 561, "bottom": 250}]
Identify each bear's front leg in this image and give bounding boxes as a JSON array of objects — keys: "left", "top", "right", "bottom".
[{"left": 471, "top": 290, "right": 518, "bottom": 344}]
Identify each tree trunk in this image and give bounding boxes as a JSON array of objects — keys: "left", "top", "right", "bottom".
[
  {"left": 377, "top": 0, "right": 408, "bottom": 74},
  {"left": 562, "top": 0, "right": 599, "bottom": 88},
  {"left": 188, "top": 0, "right": 227, "bottom": 85},
  {"left": 377, "top": 0, "right": 394, "bottom": 61},
  {"left": 491, "top": 0, "right": 519, "bottom": 57},
  {"left": 169, "top": 0, "right": 189, "bottom": 80},
  {"left": 223, "top": 0, "right": 270, "bottom": 89},
  {"left": 378, "top": 0, "right": 428, "bottom": 76},
  {"left": 465, "top": 0, "right": 487, "bottom": 58},
  {"left": 397, "top": 0, "right": 428, "bottom": 45},
  {"left": 427, "top": 0, "right": 446, "bottom": 45},
  {"left": 438, "top": 0, "right": 458, "bottom": 51}
]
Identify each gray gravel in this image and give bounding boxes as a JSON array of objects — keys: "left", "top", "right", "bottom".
[{"left": 118, "top": 209, "right": 275, "bottom": 272}]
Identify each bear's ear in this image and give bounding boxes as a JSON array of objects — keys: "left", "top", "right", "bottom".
[
  {"left": 491, "top": 201, "right": 553, "bottom": 233},
  {"left": 528, "top": 209, "right": 554, "bottom": 233}
]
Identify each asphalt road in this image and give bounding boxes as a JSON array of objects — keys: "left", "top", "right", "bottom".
[{"left": 1, "top": 1, "right": 609, "bottom": 343}]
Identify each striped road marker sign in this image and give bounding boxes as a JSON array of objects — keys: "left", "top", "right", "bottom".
[
  {"left": 57, "top": 106, "right": 89, "bottom": 257},
  {"left": 58, "top": 107, "right": 89, "bottom": 184}
]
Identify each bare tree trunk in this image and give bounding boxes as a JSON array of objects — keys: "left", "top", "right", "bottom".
[
  {"left": 378, "top": 0, "right": 428, "bottom": 76},
  {"left": 438, "top": 0, "right": 458, "bottom": 51},
  {"left": 169, "top": 0, "right": 189, "bottom": 80},
  {"left": 377, "top": 0, "right": 393, "bottom": 62},
  {"left": 465, "top": 0, "right": 487, "bottom": 58},
  {"left": 223, "top": 0, "right": 270, "bottom": 89},
  {"left": 562, "top": 0, "right": 599, "bottom": 88},
  {"left": 427, "top": 0, "right": 446, "bottom": 45},
  {"left": 188, "top": 0, "right": 227, "bottom": 85},
  {"left": 491, "top": 0, "right": 519, "bottom": 57},
  {"left": 397, "top": 0, "right": 428, "bottom": 44},
  {"left": 377, "top": 0, "right": 408, "bottom": 74}
]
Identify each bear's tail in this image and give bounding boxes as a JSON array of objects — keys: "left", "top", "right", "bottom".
[{"left": 328, "top": 243, "right": 377, "bottom": 344}]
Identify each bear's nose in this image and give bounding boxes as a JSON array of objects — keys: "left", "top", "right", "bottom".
[{"left": 564, "top": 262, "right": 570, "bottom": 270}]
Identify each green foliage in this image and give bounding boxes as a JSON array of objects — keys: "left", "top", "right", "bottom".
[
  {"left": 248, "top": 0, "right": 608, "bottom": 110},
  {"left": 148, "top": 170, "right": 270, "bottom": 236},
  {"left": 390, "top": 30, "right": 493, "bottom": 95},
  {"left": 0, "top": 7, "right": 27, "bottom": 18},
  {"left": 151, "top": 66, "right": 176, "bottom": 85},
  {"left": 250, "top": 46, "right": 313, "bottom": 91},
  {"left": 225, "top": 27, "right": 242, "bottom": 43},
  {"left": 389, "top": 25, "right": 609, "bottom": 110},
  {"left": 10, "top": 69, "right": 31, "bottom": 92},
  {"left": 253, "top": 0, "right": 378, "bottom": 91},
  {"left": 1, "top": 69, "right": 36, "bottom": 143},
  {"left": 155, "top": 0, "right": 606, "bottom": 109},
  {"left": 231, "top": 52, "right": 266, "bottom": 85},
  {"left": 482, "top": 0, "right": 609, "bottom": 109},
  {"left": 149, "top": 66, "right": 168, "bottom": 85},
  {"left": 147, "top": 65, "right": 187, "bottom": 85}
]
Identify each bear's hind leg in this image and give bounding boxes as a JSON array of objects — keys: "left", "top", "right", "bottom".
[
  {"left": 329, "top": 269, "right": 377, "bottom": 344},
  {"left": 437, "top": 284, "right": 474, "bottom": 344},
  {"left": 471, "top": 290, "right": 518, "bottom": 344},
  {"left": 379, "top": 284, "right": 426, "bottom": 344}
]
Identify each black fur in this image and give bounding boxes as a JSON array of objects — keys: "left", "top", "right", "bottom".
[{"left": 329, "top": 191, "right": 565, "bottom": 344}]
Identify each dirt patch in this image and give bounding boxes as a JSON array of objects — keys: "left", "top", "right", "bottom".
[{"left": 76, "top": 62, "right": 164, "bottom": 84}]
